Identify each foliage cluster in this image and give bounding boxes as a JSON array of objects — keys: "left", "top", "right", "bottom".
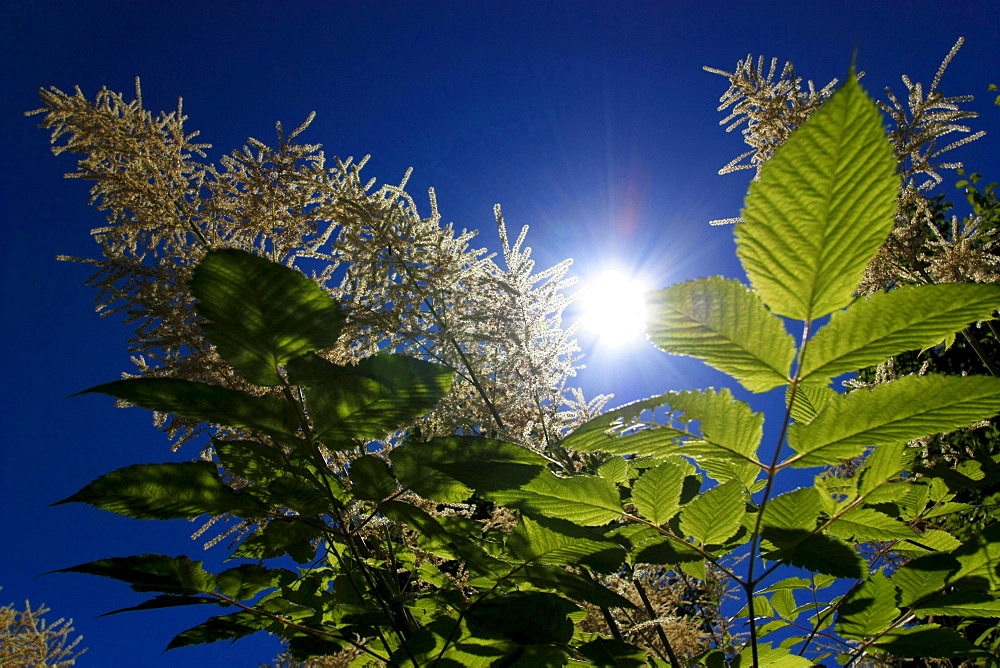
[
  {"left": 36, "top": 62, "right": 1000, "bottom": 668},
  {"left": 29, "top": 44, "right": 1000, "bottom": 666}
]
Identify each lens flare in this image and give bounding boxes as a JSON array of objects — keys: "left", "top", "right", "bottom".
[{"left": 578, "top": 270, "right": 648, "bottom": 346}]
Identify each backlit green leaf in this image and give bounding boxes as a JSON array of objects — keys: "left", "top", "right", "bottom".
[
  {"left": 80, "top": 378, "right": 298, "bottom": 442},
  {"left": 786, "top": 382, "right": 837, "bottom": 425},
  {"left": 836, "top": 572, "right": 899, "bottom": 639},
  {"left": 857, "top": 441, "right": 906, "bottom": 495},
  {"left": 761, "top": 487, "right": 821, "bottom": 532},
  {"left": 191, "top": 248, "right": 345, "bottom": 386},
  {"left": 559, "top": 394, "right": 688, "bottom": 455},
  {"left": 894, "top": 529, "right": 961, "bottom": 559},
  {"left": 893, "top": 552, "right": 955, "bottom": 607},
  {"left": 507, "top": 516, "right": 626, "bottom": 573},
  {"left": 827, "top": 508, "right": 919, "bottom": 543},
  {"left": 914, "top": 590, "right": 1000, "bottom": 618},
  {"left": 390, "top": 436, "right": 547, "bottom": 504},
  {"left": 680, "top": 480, "right": 745, "bottom": 546},
  {"left": 801, "top": 284, "right": 1000, "bottom": 381},
  {"left": 53, "top": 461, "right": 266, "bottom": 520},
  {"left": 486, "top": 469, "right": 623, "bottom": 526},
  {"left": 659, "top": 388, "right": 765, "bottom": 467},
  {"left": 632, "top": 461, "right": 687, "bottom": 525},
  {"left": 785, "top": 375, "right": 1000, "bottom": 468},
  {"left": 738, "top": 73, "right": 898, "bottom": 320},
  {"left": 287, "top": 353, "right": 453, "bottom": 445},
  {"left": 348, "top": 455, "right": 397, "bottom": 502},
  {"left": 645, "top": 276, "right": 794, "bottom": 392}
]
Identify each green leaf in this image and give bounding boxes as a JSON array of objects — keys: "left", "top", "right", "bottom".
[
  {"left": 857, "top": 441, "right": 906, "bottom": 495},
  {"left": 762, "top": 530, "right": 866, "bottom": 579},
  {"left": 265, "top": 476, "right": 331, "bottom": 516},
  {"left": 737, "top": 73, "right": 898, "bottom": 320},
  {"left": 98, "top": 594, "right": 216, "bottom": 617},
  {"left": 166, "top": 610, "right": 271, "bottom": 650},
  {"left": 286, "top": 353, "right": 453, "bottom": 444},
  {"left": 395, "top": 616, "right": 514, "bottom": 666},
  {"left": 53, "top": 461, "right": 266, "bottom": 520},
  {"left": 465, "top": 592, "right": 578, "bottom": 645},
  {"left": 557, "top": 393, "right": 687, "bottom": 455},
  {"left": 190, "top": 248, "right": 345, "bottom": 386},
  {"left": 390, "top": 435, "right": 548, "bottom": 504},
  {"left": 348, "top": 455, "right": 398, "bottom": 502},
  {"left": 53, "top": 554, "right": 216, "bottom": 595},
  {"left": 631, "top": 461, "right": 687, "bottom": 525},
  {"left": 873, "top": 624, "right": 992, "bottom": 659},
  {"left": 836, "top": 572, "right": 899, "bottom": 639},
  {"left": 800, "top": 284, "right": 1000, "bottom": 381},
  {"left": 632, "top": 539, "right": 704, "bottom": 566},
  {"left": 80, "top": 378, "right": 299, "bottom": 441},
  {"left": 894, "top": 529, "right": 961, "bottom": 558},
  {"left": 575, "top": 637, "right": 648, "bottom": 667},
  {"left": 645, "top": 276, "right": 794, "bottom": 392},
  {"left": 893, "top": 552, "right": 955, "bottom": 607},
  {"left": 485, "top": 469, "right": 623, "bottom": 526},
  {"left": 512, "top": 565, "right": 637, "bottom": 609},
  {"left": 785, "top": 375, "right": 1000, "bottom": 468},
  {"left": 596, "top": 456, "right": 630, "bottom": 484},
  {"left": 761, "top": 487, "right": 821, "bottom": 532},
  {"left": 827, "top": 508, "right": 919, "bottom": 543},
  {"left": 769, "top": 588, "right": 797, "bottom": 621},
  {"left": 680, "top": 480, "right": 745, "bottom": 546},
  {"left": 786, "top": 382, "right": 836, "bottom": 425},
  {"left": 914, "top": 590, "right": 1000, "bottom": 618},
  {"left": 507, "top": 516, "right": 626, "bottom": 573},
  {"left": 214, "top": 439, "right": 287, "bottom": 484},
  {"left": 216, "top": 564, "right": 296, "bottom": 600},
  {"left": 657, "top": 388, "right": 765, "bottom": 467},
  {"left": 232, "top": 518, "right": 322, "bottom": 564}
]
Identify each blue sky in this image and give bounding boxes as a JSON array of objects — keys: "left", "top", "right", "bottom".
[{"left": 3, "top": 1, "right": 998, "bottom": 665}]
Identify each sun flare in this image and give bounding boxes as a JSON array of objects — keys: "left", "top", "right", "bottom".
[{"left": 578, "top": 270, "right": 649, "bottom": 346}]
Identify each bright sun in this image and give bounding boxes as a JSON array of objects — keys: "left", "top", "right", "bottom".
[{"left": 577, "top": 269, "right": 649, "bottom": 346}]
